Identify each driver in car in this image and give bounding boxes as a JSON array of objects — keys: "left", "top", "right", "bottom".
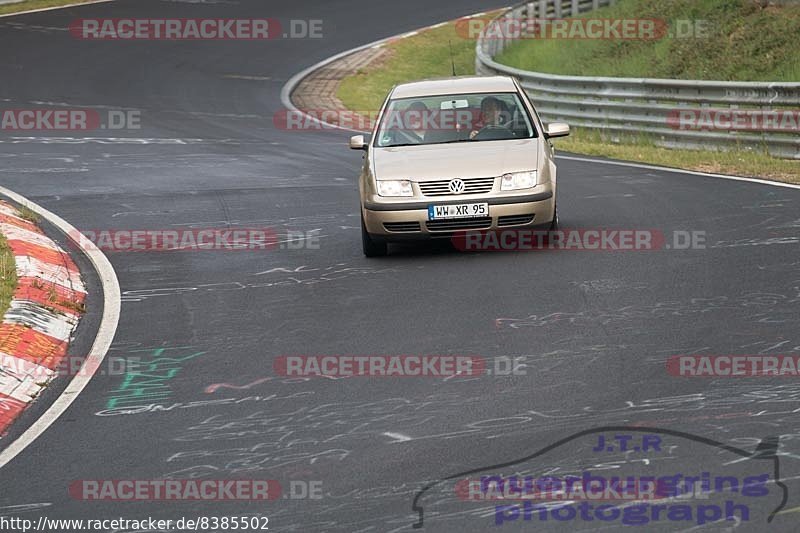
[
  {"left": 470, "top": 96, "right": 510, "bottom": 139},
  {"left": 403, "top": 100, "right": 430, "bottom": 143}
]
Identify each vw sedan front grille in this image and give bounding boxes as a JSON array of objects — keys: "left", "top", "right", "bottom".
[
  {"left": 383, "top": 222, "right": 421, "bottom": 232},
  {"left": 419, "top": 177, "right": 495, "bottom": 196},
  {"left": 498, "top": 214, "right": 535, "bottom": 227},
  {"left": 425, "top": 217, "right": 492, "bottom": 232}
]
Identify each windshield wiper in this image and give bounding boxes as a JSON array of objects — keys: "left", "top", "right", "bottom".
[{"left": 379, "top": 143, "right": 422, "bottom": 148}]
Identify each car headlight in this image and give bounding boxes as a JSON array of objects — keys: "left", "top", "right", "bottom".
[
  {"left": 376, "top": 179, "right": 413, "bottom": 197},
  {"left": 500, "top": 171, "right": 537, "bottom": 191}
]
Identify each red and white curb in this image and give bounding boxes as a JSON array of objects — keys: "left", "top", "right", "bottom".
[{"left": 0, "top": 200, "right": 86, "bottom": 436}]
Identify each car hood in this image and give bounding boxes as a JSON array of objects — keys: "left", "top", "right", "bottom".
[{"left": 372, "top": 139, "right": 539, "bottom": 181}]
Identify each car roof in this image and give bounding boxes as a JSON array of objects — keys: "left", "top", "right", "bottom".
[{"left": 390, "top": 76, "right": 518, "bottom": 99}]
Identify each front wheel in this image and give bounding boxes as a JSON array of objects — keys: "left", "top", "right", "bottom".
[
  {"left": 361, "top": 213, "right": 387, "bottom": 257},
  {"left": 549, "top": 203, "right": 559, "bottom": 232}
]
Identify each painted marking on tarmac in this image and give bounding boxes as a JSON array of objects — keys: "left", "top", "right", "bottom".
[
  {"left": 205, "top": 377, "right": 272, "bottom": 394},
  {"left": 0, "top": 502, "right": 52, "bottom": 513},
  {"left": 223, "top": 74, "right": 273, "bottom": 81},
  {"left": 383, "top": 432, "right": 412, "bottom": 443},
  {"left": 0, "top": 137, "right": 246, "bottom": 145}
]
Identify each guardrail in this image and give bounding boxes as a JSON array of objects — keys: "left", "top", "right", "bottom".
[{"left": 475, "top": 0, "right": 800, "bottom": 159}]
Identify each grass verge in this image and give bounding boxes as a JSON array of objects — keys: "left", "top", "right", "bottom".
[
  {"left": 0, "top": 232, "right": 17, "bottom": 319},
  {"left": 16, "top": 204, "right": 41, "bottom": 224},
  {"left": 335, "top": 14, "right": 800, "bottom": 184},
  {"left": 495, "top": 0, "right": 800, "bottom": 81},
  {"left": 0, "top": 0, "right": 104, "bottom": 16}
]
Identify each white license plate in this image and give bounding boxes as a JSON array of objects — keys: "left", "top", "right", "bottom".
[{"left": 427, "top": 202, "right": 489, "bottom": 220}]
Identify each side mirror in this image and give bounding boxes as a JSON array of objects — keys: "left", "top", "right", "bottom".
[
  {"left": 349, "top": 135, "right": 368, "bottom": 150},
  {"left": 545, "top": 122, "right": 570, "bottom": 138}
]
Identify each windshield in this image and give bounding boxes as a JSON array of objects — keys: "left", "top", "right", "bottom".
[{"left": 374, "top": 92, "right": 536, "bottom": 147}]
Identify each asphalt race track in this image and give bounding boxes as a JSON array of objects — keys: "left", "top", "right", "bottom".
[{"left": 1, "top": 1, "right": 799, "bottom": 532}]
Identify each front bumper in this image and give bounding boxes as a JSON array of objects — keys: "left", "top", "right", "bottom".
[{"left": 362, "top": 188, "right": 555, "bottom": 240}]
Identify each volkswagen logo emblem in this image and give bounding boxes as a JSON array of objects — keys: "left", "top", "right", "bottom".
[{"left": 448, "top": 178, "right": 465, "bottom": 194}]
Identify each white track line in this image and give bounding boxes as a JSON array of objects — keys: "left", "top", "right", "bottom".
[
  {"left": 279, "top": 10, "right": 800, "bottom": 191},
  {"left": 0, "top": 186, "right": 120, "bottom": 470},
  {"left": 556, "top": 154, "right": 800, "bottom": 190}
]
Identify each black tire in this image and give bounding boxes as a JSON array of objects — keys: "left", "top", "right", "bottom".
[
  {"left": 549, "top": 203, "right": 559, "bottom": 232},
  {"left": 361, "top": 213, "right": 387, "bottom": 257},
  {"left": 539, "top": 203, "right": 558, "bottom": 247}
]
